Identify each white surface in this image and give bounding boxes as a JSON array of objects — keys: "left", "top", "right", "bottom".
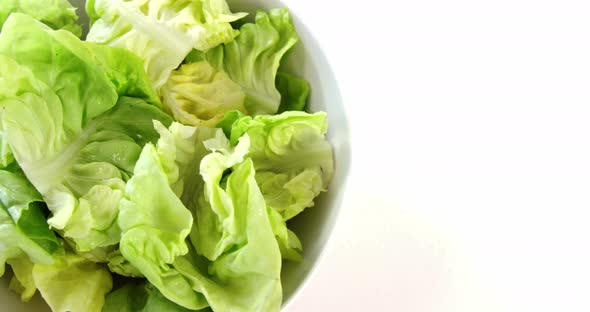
[{"left": 284, "top": 0, "right": 590, "bottom": 311}]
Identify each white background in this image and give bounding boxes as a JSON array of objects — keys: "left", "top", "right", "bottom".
[{"left": 285, "top": 0, "right": 590, "bottom": 311}]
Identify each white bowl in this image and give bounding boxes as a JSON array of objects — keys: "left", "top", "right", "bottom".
[{"left": 0, "top": 0, "right": 351, "bottom": 310}]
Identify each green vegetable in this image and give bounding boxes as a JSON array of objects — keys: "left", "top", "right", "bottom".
[
  {"left": 161, "top": 61, "right": 246, "bottom": 127},
  {"left": 215, "top": 110, "right": 332, "bottom": 261},
  {"left": 224, "top": 111, "right": 333, "bottom": 220},
  {"left": 103, "top": 282, "right": 194, "bottom": 312},
  {"left": 178, "top": 134, "right": 282, "bottom": 311},
  {"left": 0, "top": 3, "right": 332, "bottom": 312},
  {"left": 117, "top": 121, "right": 209, "bottom": 310},
  {"left": 87, "top": 0, "right": 247, "bottom": 89},
  {"left": 119, "top": 122, "right": 284, "bottom": 311},
  {"left": 8, "top": 256, "right": 36, "bottom": 301},
  {"left": 187, "top": 8, "right": 299, "bottom": 116},
  {"left": 106, "top": 250, "right": 142, "bottom": 278},
  {"left": 0, "top": 169, "right": 60, "bottom": 302},
  {"left": 0, "top": 14, "right": 172, "bottom": 252},
  {"left": 0, "top": 170, "right": 60, "bottom": 255},
  {"left": 0, "top": 0, "right": 82, "bottom": 36},
  {"left": 276, "top": 72, "right": 310, "bottom": 112},
  {"left": 268, "top": 207, "right": 303, "bottom": 261},
  {"left": 0, "top": 119, "right": 14, "bottom": 169},
  {"left": 32, "top": 252, "right": 113, "bottom": 312},
  {"left": 0, "top": 170, "right": 58, "bottom": 277}
]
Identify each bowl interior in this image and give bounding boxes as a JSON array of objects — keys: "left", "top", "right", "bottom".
[{"left": 0, "top": 0, "right": 351, "bottom": 310}]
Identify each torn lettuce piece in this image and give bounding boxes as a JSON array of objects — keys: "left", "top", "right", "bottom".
[
  {"left": 7, "top": 256, "right": 36, "bottom": 301},
  {"left": 0, "top": 0, "right": 82, "bottom": 36},
  {"left": 103, "top": 282, "right": 194, "bottom": 312},
  {"left": 106, "top": 250, "right": 142, "bottom": 278},
  {"left": 268, "top": 207, "right": 302, "bottom": 261},
  {"left": 0, "top": 170, "right": 60, "bottom": 255},
  {"left": 117, "top": 121, "right": 210, "bottom": 310},
  {"left": 190, "top": 131, "right": 251, "bottom": 260},
  {"left": 0, "top": 14, "right": 172, "bottom": 252},
  {"left": 0, "top": 119, "right": 14, "bottom": 169},
  {"left": 187, "top": 8, "right": 299, "bottom": 116},
  {"left": 178, "top": 138, "right": 282, "bottom": 311},
  {"left": 0, "top": 170, "right": 58, "bottom": 281},
  {"left": 87, "top": 0, "right": 247, "bottom": 89},
  {"left": 161, "top": 61, "right": 246, "bottom": 127},
  {"left": 0, "top": 13, "right": 161, "bottom": 108},
  {"left": 222, "top": 111, "right": 333, "bottom": 220},
  {"left": 118, "top": 121, "right": 283, "bottom": 311},
  {"left": 32, "top": 252, "right": 112, "bottom": 312},
  {"left": 276, "top": 72, "right": 310, "bottom": 113}
]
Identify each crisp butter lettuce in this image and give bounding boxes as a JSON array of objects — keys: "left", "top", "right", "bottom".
[
  {"left": 87, "top": 0, "right": 247, "bottom": 89},
  {"left": 103, "top": 282, "right": 194, "bottom": 312},
  {"left": 220, "top": 111, "right": 333, "bottom": 220},
  {"left": 7, "top": 256, "right": 36, "bottom": 301},
  {"left": 178, "top": 135, "right": 282, "bottom": 311},
  {"left": 187, "top": 8, "right": 299, "bottom": 116},
  {"left": 161, "top": 61, "right": 246, "bottom": 127},
  {"left": 117, "top": 121, "right": 209, "bottom": 310},
  {"left": 0, "top": 170, "right": 59, "bottom": 278},
  {"left": 0, "top": 169, "right": 59, "bottom": 302},
  {"left": 276, "top": 72, "right": 310, "bottom": 113},
  {"left": 215, "top": 111, "right": 333, "bottom": 261},
  {"left": 0, "top": 14, "right": 172, "bottom": 253},
  {"left": 32, "top": 252, "right": 113, "bottom": 312},
  {"left": 0, "top": 0, "right": 82, "bottom": 36},
  {"left": 118, "top": 121, "right": 283, "bottom": 311}
]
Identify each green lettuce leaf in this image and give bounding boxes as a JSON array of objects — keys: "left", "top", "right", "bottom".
[
  {"left": 224, "top": 111, "right": 333, "bottom": 220},
  {"left": 187, "top": 8, "right": 299, "bottom": 116},
  {"left": 267, "top": 207, "right": 302, "bottom": 261},
  {"left": 7, "top": 256, "right": 36, "bottom": 301},
  {"left": 0, "top": 170, "right": 58, "bottom": 277},
  {"left": 0, "top": 0, "right": 82, "bottom": 36},
  {"left": 0, "top": 119, "right": 14, "bottom": 169},
  {"left": 87, "top": 0, "right": 247, "bottom": 89},
  {"left": 0, "top": 13, "right": 161, "bottom": 107},
  {"left": 106, "top": 250, "right": 142, "bottom": 278},
  {"left": 103, "top": 282, "right": 194, "bottom": 312},
  {"left": 161, "top": 61, "right": 246, "bottom": 127},
  {"left": 117, "top": 121, "right": 210, "bottom": 310},
  {"left": 276, "top": 72, "right": 310, "bottom": 113},
  {"left": 0, "top": 169, "right": 58, "bottom": 301},
  {"left": 189, "top": 131, "right": 251, "bottom": 260},
  {"left": 177, "top": 134, "right": 282, "bottom": 311},
  {"left": 0, "top": 170, "right": 59, "bottom": 254},
  {"left": 32, "top": 252, "right": 113, "bottom": 312},
  {"left": 118, "top": 121, "right": 283, "bottom": 311},
  {"left": 0, "top": 14, "right": 172, "bottom": 252}
]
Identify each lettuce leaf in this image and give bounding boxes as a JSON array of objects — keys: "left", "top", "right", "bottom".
[
  {"left": 0, "top": 170, "right": 58, "bottom": 278},
  {"left": 0, "top": 0, "right": 82, "bottom": 36},
  {"left": 161, "top": 61, "right": 246, "bottom": 127},
  {"left": 267, "top": 207, "right": 302, "bottom": 262},
  {"left": 117, "top": 121, "right": 210, "bottom": 310},
  {"left": 32, "top": 252, "right": 112, "bottom": 312},
  {"left": 0, "top": 14, "right": 172, "bottom": 253},
  {"left": 177, "top": 135, "right": 282, "bottom": 311},
  {"left": 222, "top": 111, "right": 333, "bottom": 220},
  {"left": 103, "top": 282, "right": 194, "bottom": 312},
  {"left": 118, "top": 121, "right": 283, "bottom": 311},
  {"left": 0, "top": 170, "right": 59, "bottom": 254},
  {"left": 7, "top": 256, "right": 36, "bottom": 301},
  {"left": 276, "top": 72, "right": 310, "bottom": 113},
  {"left": 87, "top": 0, "right": 246, "bottom": 89},
  {"left": 187, "top": 8, "right": 298, "bottom": 116},
  {"left": 0, "top": 169, "right": 59, "bottom": 302}
]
